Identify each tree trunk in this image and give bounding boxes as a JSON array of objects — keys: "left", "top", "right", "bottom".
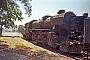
[
  {"left": 0, "top": 0, "right": 3, "bottom": 7},
  {"left": 0, "top": 24, "right": 2, "bottom": 36}
]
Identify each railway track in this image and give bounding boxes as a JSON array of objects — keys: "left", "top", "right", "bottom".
[
  {"left": 30, "top": 40, "right": 90, "bottom": 60},
  {"left": 44, "top": 45, "right": 90, "bottom": 60}
]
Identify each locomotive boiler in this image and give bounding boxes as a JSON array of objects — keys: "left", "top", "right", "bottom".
[{"left": 21, "top": 10, "right": 88, "bottom": 54}]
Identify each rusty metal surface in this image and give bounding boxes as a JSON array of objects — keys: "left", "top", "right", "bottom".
[
  {"left": 32, "top": 21, "right": 40, "bottom": 28},
  {"left": 44, "top": 17, "right": 52, "bottom": 29},
  {"left": 84, "top": 17, "right": 90, "bottom": 43},
  {"left": 50, "top": 13, "right": 64, "bottom": 26}
]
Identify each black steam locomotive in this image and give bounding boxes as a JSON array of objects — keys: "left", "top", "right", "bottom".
[{"left": 21, "top": 10, "right": 88, "bottom": 54}]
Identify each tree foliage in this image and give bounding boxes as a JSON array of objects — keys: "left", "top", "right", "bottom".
[
  {"left": 15, "top": 0, "right": 32, "bottom": 17},
  {"left": 0, "top": 0, "right": 32, "bottom": 17},
  {"left": 0, "top": 0, "right": 32, "bottom": 36},
  {"left": 17, "top": 25, "right": 24, "bottom": 32},
  {"left": 0, "top": 0, "right": 32, "bottom": 27}
]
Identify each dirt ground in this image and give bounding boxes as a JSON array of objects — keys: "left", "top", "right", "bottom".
[{"left": 0, "top": 32, "right": 83, "bottom": 60}]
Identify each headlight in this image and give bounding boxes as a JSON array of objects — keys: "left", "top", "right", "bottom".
[
  {"left": 70, "top": 42, "right": 73, "bottom": 45},
  {"left": 76, "top": 41, "right": 80, "bottom": 44},
  {"left": 78, "top": 41, "right": 80, "bottom": 44},
  {"left": 78, "top": 36, "right": 81, "bottom": 38}
]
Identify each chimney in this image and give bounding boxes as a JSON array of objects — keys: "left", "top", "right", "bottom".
[
  {"left": 57, "top": 10, "right": 65, "bottom": 14},
  {"left": 83, "top": 13, "right": 88, "bottom": 18}
]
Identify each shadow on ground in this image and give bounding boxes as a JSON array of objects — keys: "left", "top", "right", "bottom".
[
  {"left": 24, "top": 38, "right": 89, "bottom": 60},
  {"left": 0, "top": 40, "right": 8, "bottom": 51}
]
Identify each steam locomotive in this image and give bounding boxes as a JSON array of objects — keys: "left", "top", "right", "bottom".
[{"left": 21, "top": 10, "right": 89, "bottom": 54}]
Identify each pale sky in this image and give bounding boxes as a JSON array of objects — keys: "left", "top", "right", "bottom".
[{"left": 15, "top": 0, "right": 90, "bottom": 25}]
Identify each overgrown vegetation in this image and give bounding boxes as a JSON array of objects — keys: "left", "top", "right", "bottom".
[{"left": 32, "top": 40, "right": 38, "bottom": 45}]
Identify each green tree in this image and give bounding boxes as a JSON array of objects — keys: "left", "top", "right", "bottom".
[
  {"left": 17, "top": 25, "right": 24, "bottom": 33},
  {"left": 0, "top": 0, "right": 32, "bottom": 16},
  {"left": 12, "top": 25, "right": 17, "bottom": 29},
  {"left": 0, "top": 0, "right": 32, "bottom": 36},
  {"left": 12, "top": 25, "right": 18, "bottom": 32}
]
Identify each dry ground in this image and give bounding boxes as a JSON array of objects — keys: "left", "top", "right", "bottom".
[{"left": 0, "top": 32, "right": 82, "bottom": 60}]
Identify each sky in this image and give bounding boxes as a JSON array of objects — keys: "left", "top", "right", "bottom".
[{"left": 15, "top": 0, "right": 90, "bottom": 25}]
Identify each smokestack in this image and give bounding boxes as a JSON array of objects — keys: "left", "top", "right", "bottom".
[
  {"left": 83, "top": 13, "right": 88, "bottom": 18},
  {"left": 57, "top": 10, "right": 65, "bottom": 14}
]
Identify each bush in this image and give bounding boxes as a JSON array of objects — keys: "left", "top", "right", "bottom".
[{"left": 32, "top": 40, "right": 38, "bottom": 45}]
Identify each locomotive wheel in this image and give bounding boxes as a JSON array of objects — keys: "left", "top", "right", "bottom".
[
  {"left": 59, "top": 44, "right": 68, "bottom": 52},
  {"left": 67, "top": 45, "right": 82, "bottom": 54}
]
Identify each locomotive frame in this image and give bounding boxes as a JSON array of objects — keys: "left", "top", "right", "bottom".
[{"left": 21, "top": 10, "right": 89, "bottom": 54}]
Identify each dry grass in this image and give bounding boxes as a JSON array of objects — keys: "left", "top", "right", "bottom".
[{"left": 0, "top": 37, "right": 74, "bottom": 60}]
